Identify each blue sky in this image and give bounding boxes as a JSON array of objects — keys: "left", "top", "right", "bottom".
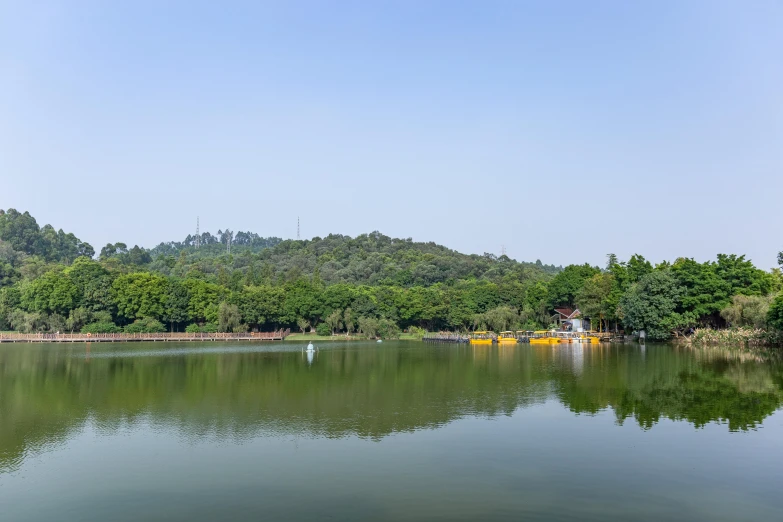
[{"left": 1, "top": 1, "right": 781, "bottom": 268}]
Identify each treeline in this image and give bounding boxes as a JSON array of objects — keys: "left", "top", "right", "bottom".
[
  {"left": 1, "top": 208, "right": 782, "bottom": 340},
  {"left": 0, "top": 209, "right": 94, "bottom": 264},
  {"left": 577, "top": 254, "right": 783, "bottom": 339}
]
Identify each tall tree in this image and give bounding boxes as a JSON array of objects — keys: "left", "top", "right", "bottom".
[
  {"left": 111, "top": 272, "right": 168, "bottom": 322},
  {"left": 163, "top": 279, "right": 190, "bottom": 332},
  {"left": 325, "top": 309, "right": 343, "bottom": 335},
  {"left": 217, "top": 302, "right": 243, "bottom": 332},
  {"left": 620, "top": 270, "right": 684, "bottom": 340},
  {"left": 20, "top": 271, "right": 81, "bottom": 316},
  {"left": 548, "top": 264, "right": 601, "bottom": 308},
  {"left": 576, "top": 273, "right": 615, "bottom": 331}
]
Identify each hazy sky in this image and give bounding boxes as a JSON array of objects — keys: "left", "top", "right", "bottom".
[{"left": 1, "top": 1, "right": 781, "bottom": 268}]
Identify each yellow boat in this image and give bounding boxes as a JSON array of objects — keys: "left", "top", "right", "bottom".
[
  {"left": 529, "top": 330, "right": 559, "bottom": 345},
  {"left": 497, "top": 331, "right": 517, "bottom": 343},
  {"left": 470, "top": 331, "right": 494, "bottom": 345},
  {"left": 584, "top": 331, "right": 601, "bottom": 344}
]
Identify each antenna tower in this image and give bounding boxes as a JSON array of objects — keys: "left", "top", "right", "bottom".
[
  {"left": 195, "top": 217, "right": 200, "bottom": 249},
  {"left": 297, "top": 216, "right": 300, "bottom": 240},
  {"left": 501, "top": 244, "right": 506, "bottom": 257},
  {"left": 227, "top": 232, "right": 232, "bottom": 255}
]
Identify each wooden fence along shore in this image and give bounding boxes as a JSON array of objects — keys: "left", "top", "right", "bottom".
[
  {"left": 422, "top": 333, "right": 471, "bottom": 343},
  {"left": 0, "top": 330, "right": 291, "bottom": 343}
]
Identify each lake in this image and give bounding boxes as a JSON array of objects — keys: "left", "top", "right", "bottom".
[{"left": 1, "top": 341, "right": 782, "bottom": 521}]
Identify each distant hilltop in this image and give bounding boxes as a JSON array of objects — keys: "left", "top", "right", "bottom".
[{"left": 0, "top": 208, "right": 561, "bottom": 288}]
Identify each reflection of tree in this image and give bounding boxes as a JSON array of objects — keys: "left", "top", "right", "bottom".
[
  {"left": 0, "top": 344, "right": 546, "bottom": 471},
  {"left": 1, "top": 344, "right": 781, "bottom": 473},
  {"left": 554, "top": 346, "right": 783, "bottom": 431}
]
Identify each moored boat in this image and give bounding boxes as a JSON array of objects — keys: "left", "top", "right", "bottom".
[
  {"left": 529, "top": 330, "right": 559, "bottom": 345},
  {"left": 470, "top": 331, "right": 495, "bottom": 345}
]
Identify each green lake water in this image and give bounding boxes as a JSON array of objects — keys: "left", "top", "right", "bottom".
[{"left": 1, "top": 341, "right": 782, "bottom": 521}]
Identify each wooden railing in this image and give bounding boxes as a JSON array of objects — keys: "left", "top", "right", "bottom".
[
  {"left": 0, "top": 329, "right": 291, "bottom": 343},
  {"left": 422, "top": 333, "right": 470, "bottom": 343}
]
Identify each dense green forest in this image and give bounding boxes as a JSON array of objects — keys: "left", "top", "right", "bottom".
[{"left": 1, "top": 208, "right": 782, "bottom": 340}]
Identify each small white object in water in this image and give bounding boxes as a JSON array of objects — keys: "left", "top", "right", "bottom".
[
  {"left": 307, "top": 342, "right": 314, "bottom": 351},
  {"left": 376, "top": 339, "right": 382, "bottom": 343}
]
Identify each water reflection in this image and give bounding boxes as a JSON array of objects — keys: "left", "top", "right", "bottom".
[{"left": 1, "top": 341, "right": 782, "bottom": 473}]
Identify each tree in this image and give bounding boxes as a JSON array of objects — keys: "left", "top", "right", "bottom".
[
  {"left": 64, "top": 257, "right": 114, "bottom": 314},
  {"left": 100, "top": 242, "right": 128, "bottom": 260},
  {"left": 163, "top": 279, "right": 190, "bottom": 332},
  {"left": 217, "top": 302, "right": 243, "bottom": 332},
  {"left": 767, "top": 293, "right": 783, "bottom": 331},
  {"left": 474, "top": 305, "right": 520, "bottom": 332},
  {"left": 714, "top": 254, "right": 772, "bottom": 296},
  {"left": 182, "top": 278, "right": 223, "bottom": 324},
  {"left": 111, "top": 272, "right": 168, "bottom": 322},
  {"left": 620, "top": 270, "right": 684, "bottom": 340},
  {"left": 20, "top": 271, "right": 81, "bottom": 316},
  {"left": 576, "top": 273, "right": 615, "bottom": 331},
  {"left": 547, "top": 264, "right": 601, "bottom": 307},
  {"left": 235, "top": 285, "right": 284, "bottom": 330},
  {"left": 325, "top": 309, "right": 343, "bottom": 335},
  {"left": 343, "top": 307, "right": 355, "bottom": 335},
  {"left": 8, "top": 309, "right": 44, "bottom": 333},
  {"left": 720, "top": 295, "right": 774, "bottom": 328},
  {"left": 358, "top": 316, "right": 380, "bottom": 338},
  {"left": 377, "top": 318, "right": 401, "bottom": 339},
  {"left": 297, "top": 317, "right": 310, "bottom": 334},
  {"left": 282, "top": 279, "right": 323, "bottom": 325},
  {"left": 66, "top": 307, "right": 92, "bottom": 333},
  {"left": 626, "top": 255, "right": 653, "bottom": 284},
  {"left": 0, "top": 261, "right": 19, "bottom": 287},
  {"left": 127, "top": 245, "right": 152, "bottom": 265}
]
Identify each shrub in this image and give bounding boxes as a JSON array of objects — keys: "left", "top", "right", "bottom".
[
  {"left": 184, "top": 322, "right": 219, "bottom": 333},
  {"left": 202, "top": 322, "right": 218, "bottom": 333},
  {"left": 378, "top": 318, "right": 401, "bottom": 339},
  {"left": 407, "top": 326, "right": 427, "bottom": 338},
  {"left": 124, "top": 317, "right": 166, "bottom": 333},
  {"left": 81, "top": 322, "right": 122, "bottom": 334},
  {"left": 315, "top": 322, "right": 331, "bottom": 336}
]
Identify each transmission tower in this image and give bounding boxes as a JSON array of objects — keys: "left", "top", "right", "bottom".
[
  {"left": 227, "top": 231, "right": 232, "bottom": 255},
  {"left": 501, "top": 244, "right": 506, "bottom": 257},
  {"left": 195, "top": 217, "right": 200, "bottom": 249},
  {"left": 297, "top": 216, "right": 300, "bottom": 240}
]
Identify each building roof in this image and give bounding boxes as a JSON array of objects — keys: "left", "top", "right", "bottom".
[{"left": 553, "top": 308, "right": 581, "bottom": 319}]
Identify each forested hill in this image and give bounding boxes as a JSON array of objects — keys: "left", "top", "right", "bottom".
[
  {"left": 0, "top": 209, "right": 94, "bottom": 263},
  {"left": 148, "top": 231, "right": 561, "bottom": 286},
  {"left": 149, "top": 230, "right": 283, "bottom": 257},
  {"left": 4, "top": 207, "right": 781, "bottom": 341},
  {"left": 0, "top": 208, "right": 560, "bottom": 288}
]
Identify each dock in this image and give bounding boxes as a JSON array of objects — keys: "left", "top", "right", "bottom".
[
  {"left": 422, "top": 333, "right": 470, "bottom": 343},
  {"left": 0, "top": 330, "right": 290, "bottom": 343}
]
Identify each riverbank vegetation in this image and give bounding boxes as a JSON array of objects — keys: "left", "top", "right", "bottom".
[{"left": 1, "top": 208, "right": 782, "bottom": 343}]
